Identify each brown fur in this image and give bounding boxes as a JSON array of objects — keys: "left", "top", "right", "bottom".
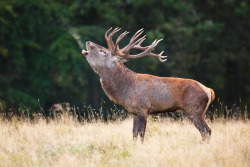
[{"left": 83, "top": 41, "right": 215, "bottom": 142}]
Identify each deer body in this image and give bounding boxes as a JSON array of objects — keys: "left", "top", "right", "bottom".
[
  {"left": 99, "top": 61, "right": 213, "bottom": 114},
  {"left": 82, "top": 28, "right": 215, "bottom": 142}
]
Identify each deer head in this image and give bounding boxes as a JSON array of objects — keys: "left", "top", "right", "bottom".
[{"left": 82, "top": 28, "right": 167, "bottom": 71}]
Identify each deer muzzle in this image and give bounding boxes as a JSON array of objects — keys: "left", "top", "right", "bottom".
[
  {"left": 82, "top": 49, "right": 88, "bottom": 56},
  {"left": 82, "top": 41, "right": 91, "bottom": 56}
]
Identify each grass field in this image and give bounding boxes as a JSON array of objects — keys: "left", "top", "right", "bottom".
[{"left": 0, "top": 115, "right": 249, "bottom": 167}]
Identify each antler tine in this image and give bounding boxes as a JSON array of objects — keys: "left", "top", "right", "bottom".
[
  {"left": 121, "top": 28, "right": 144, "bottom": 52},
  {"left": 105, "top": 27, "right": 113, "bottom": 49},
  {"left": 147, "top": 39, "right": 163, "bottom": 52},
  {"left": 130, "top": 28, "right": 144, "bottom": 43},
  {"left": 107, "top": 27, "right": 121, "bottom": 50},
  {"left": 153, "top": 39, "right": 163, "bottom": 48},
  {"left": 133, "top": 39, "right": 163, "bottom": 51},
  {"left": 104, "top": 27, "right": 120, "bottom": 50},
  {"left": 138, "top": 38, "right": 146, "bottom": 45},
  {"left": 157, "top": 51, "right": 168, "bottom": 62},
  {"left": 114, "top": 31, "right": 129, "bottom": 52},
  {"left": 108, "top": 27, "right": 121, "bottom": 39},
  {"left": 124, "top": 35, "right": 146, "bottom": 55},
  {"left": 132, "top": 38, "right": 147, "bottom": 50}
]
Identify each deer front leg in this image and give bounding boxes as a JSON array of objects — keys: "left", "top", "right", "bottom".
[
  {"left": 133, "top": 112, "right": 148, "bottom": 143},
  {"left": 138, "top": 113, "right": 147, "bottom": 143},
  {"left": 133, "top": 114, "right": 139, "bottom": 142}
]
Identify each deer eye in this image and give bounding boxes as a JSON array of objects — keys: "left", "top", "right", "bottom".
[{"left": 100, "top": 50, "right": 106, "bottom": 54}]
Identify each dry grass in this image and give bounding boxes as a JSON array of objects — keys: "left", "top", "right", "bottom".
[{"left": 0, "top": 116, "right": 249, "bottom": 167}]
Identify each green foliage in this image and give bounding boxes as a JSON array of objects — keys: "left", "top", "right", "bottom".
[{"left": 0, "top": 0, "right": 249, "bottom": 115}]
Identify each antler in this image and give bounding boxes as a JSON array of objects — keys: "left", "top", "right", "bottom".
[{"left": 105, "top": 27, "right": 167, "bottom": 62}]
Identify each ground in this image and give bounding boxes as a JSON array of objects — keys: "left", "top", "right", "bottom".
[{"left": 0, "top": 116, "right": 249, "bottom": 167}]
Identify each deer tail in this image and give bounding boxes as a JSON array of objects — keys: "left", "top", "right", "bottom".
[{"left": 210, "top": 88, "right": 215, "bottom": 103}]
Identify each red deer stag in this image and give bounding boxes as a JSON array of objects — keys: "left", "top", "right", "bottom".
[{"left": 82, "top": 28, "right": 215, "bottom": 142}]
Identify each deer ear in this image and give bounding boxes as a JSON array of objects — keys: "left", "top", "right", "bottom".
[
  {"left": 118, "top": 56, "right": 129, "bottom": 63},
  {"left": 119, "top": 58, "right": 129, "bottom": 63},
  {"left": 113, "top": 55, "right": 129, "bottom": 63}
]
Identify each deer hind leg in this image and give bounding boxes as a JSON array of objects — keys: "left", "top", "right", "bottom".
[
  {"left": 186, "top": 113, "right": 211, "bottom": 141},
  {"left": 201, "top": 118, "right": 211, "bottom": 139},
  {"left": 185, "top": 102, "right": 211, "bottom": 141},
  {"left": 133, "top": 112, "right": 148, "bottom": 143}
]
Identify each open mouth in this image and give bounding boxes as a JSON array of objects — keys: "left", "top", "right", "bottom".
[
  {"left": 82, "top": 49, "right": 88, "bottom": 56},
  {"left": 82, "top": 41, "right": 90, "bottom": 56}
]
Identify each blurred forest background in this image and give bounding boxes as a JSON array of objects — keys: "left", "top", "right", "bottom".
[{"left": 0, "top": 0, "right": 249, "bottom": 117}]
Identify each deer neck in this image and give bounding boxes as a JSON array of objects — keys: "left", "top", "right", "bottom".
[{"left": 98, "top": 62, "right": 136, "bottom": 104}]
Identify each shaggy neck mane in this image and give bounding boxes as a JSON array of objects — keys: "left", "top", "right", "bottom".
[{"left": 98, "top": 62, "right": 136, "bottom": 104}]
